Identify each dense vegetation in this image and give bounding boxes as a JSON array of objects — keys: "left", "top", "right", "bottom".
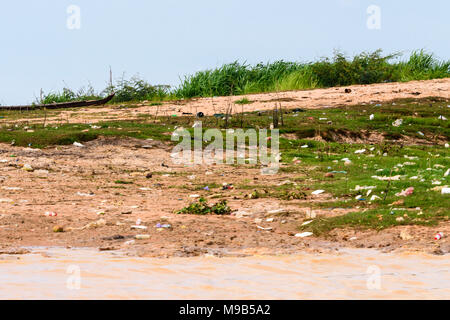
[{"left": 35, "top": 49, "right": 449, "bottom": 104}]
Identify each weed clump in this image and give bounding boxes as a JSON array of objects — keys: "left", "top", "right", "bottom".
[{"left": 177, "top": 197, "right": 231, "bottom": 215}]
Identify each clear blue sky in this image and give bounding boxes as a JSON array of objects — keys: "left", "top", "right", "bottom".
[{"left": 0, "top": 0, "right": 449, "bottom": 105}]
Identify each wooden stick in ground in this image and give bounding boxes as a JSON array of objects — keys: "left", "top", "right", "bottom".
[
  {"left": 280, "top": 102, "right": 284, "bottom": 127},
  {"left": 272, "top": 105, "right": 279, "bottom": 129},
  {"left": 43, "top": 108, "right": 47, "bottom": 128},
  {"left": 240, "top": 103, "right": 244, "bottom": 128},
  {"left": 383, "top": 168, "right": 394, "bottom": 201}
]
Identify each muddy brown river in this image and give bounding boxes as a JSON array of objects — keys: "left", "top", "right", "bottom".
[{"left": 0, "top": 247, "right": 448, "bottom": 299}]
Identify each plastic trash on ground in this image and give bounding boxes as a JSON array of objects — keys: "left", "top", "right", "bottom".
[{"left": 295, "top": 232, "right": 313, "bottom": 238}]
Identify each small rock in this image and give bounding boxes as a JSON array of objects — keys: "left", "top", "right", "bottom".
[
  {"left": 22, "top": 164, "right": 34, "bottom": 172},
  {"left": 53, "top": 225, "right": 64, "bottom": 233},
  {"left": 400, "top": 230, "right": 413, "bottom": 240}
]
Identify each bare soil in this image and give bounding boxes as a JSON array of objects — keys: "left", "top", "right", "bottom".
[
  {"left": 0, "top": 136, "right": 448, "bottom": 258},
  {"left": 1, "top": 79, "right": 449, "bottom": 257}
]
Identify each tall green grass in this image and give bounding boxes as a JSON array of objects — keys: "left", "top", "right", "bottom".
[
  {"left": 38, "top": 49, "right": 449, "bottom": 104},
  {"left": 176, "top": 50, "right": 449, "bottom": 98},
  {"left": 40, "top": 85, "right": 100, "bottom": 104},
  {"left": 103, "top": 75, "right": 173, "bottom": 103}
]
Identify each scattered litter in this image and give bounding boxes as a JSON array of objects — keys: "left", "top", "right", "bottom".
[
  {"left": 131, "top": 225, "right": 147, "bottom": 230},
  {"left": 370, "top": 195, "right": 381, "bottom": 201},
  {"left": 369, "top": 114, "right": 374, "bottom": 120},
  {"left": 156, "top": 223, "right": 171, "bottom": 229},
  {"left": 73, "top": 142, "right": 85, "bottom": 148},
  {"left": 311, "top": 190, "right": 325, "bottom": 195},
  {"left": 257, "top": 226, "right": 273, "bottom": 231},
  {"left": 295, "top": 232, "right": 313, "bottom": 238},
  {"left": 135, "top": 235, "right": 150, "bottom": 240},
  {"left": 44, "top": 212, "right": 57, "bottom": 217},
  {"left": 396, "top": 217, "right": 404, "bottom": 222},
  {"left": 301, "top": 220, "right": 313, "bottom": 226},
  {"left": 354, "top": 185, "right": 376, "bottom": 191},
  {"left": 301, "top": 145, "right": 309, "bottom": 149},
  {"left": 189, "top": 194, "right": 200, "bottom": 198},
  {"left": 396, "top": 187, "right": 414, "bottom": 197},
  {"left": 267, "top": 209, "right": 285, "bottom": 215},
  {"left": 392, "top": 119, "right": 403, "bottom": 127},
  {"left": 23, "top": 164, "right": 34, "bottom": 172},
  {"left": 372, "top": 175, "right": 402, "bottom": 181},
  {"left": 222, "top": 183, "right": 234, "bottom": 190},
  {"left": 438, "top": 115, "right": 447, "bottom": 121},
  {"left": 53, "top": 226, "right": 64, "bottom": 233},
  {"left": 417, "top": 131, "right": 425, "bottom": 137},
  {"left": 82, "top": 219, "right": 107, "bottom": 230},
  {"left": 434, "top": 232, "right": 444, "bottom": 240},
  {"left": 305, "top": 209, "right": 317, "bottom": 219},
  {"left": 441, "top": 187, "right": 450, "bottom": 195},
  {"left": 77, "top": 192, "right": 94, "bottom": 197},
  {"left": 445, "top": 169, "right": 450, "bottom": 177},
  {"left": 266, "top": 218, "right": 274, "bottom": 222},
  {"left": 124, "top": 240, "right": 135, "bottom": 246},
  {"left": 234, "top": 211, "right": 252, "bottom": 218},
  {"left": 354, "top": 149, "right": 366, "bottom": 154},
  {"left": 1, "top": 186, "right": 22, "bottom": 191}
]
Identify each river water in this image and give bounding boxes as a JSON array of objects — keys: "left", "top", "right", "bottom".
[{"left": 0, "top": 247, "right": 448, "bottom": 299}]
